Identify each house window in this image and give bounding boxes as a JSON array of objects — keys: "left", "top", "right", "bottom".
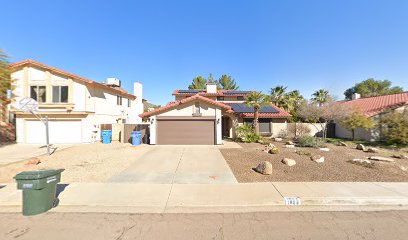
[
  {"left": 52, "top": 86, "right": 69, "bottom": 103},
  {"left": 217, "top": 96, "right": 224, "bottom": 101},
  {"left": 117, "top": 96, "right": 122, "bottom": 105},
  {"left": 194, "top": 102, "right": 200, "bottom": 114},
  {"left": 30, "top": 86, "right": 46, "bottom": 103},
  {"left": 128, "top": 99, "right": 131, "bottom": 107},
  {"left": 237, "top": 96, "right": 244, "bottom": 101},
  {"left": 244, "top": 119, "right": 271, "bottom": 133}
]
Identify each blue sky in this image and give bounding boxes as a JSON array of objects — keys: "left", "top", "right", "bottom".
[{"left": 2, "top": 0, "right": 408, "bottom": 105}]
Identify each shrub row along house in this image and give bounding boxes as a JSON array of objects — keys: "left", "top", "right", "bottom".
[
  {"left": 140, "top": 83, "right": 291, "bottom": 145},
  {"left": 8, "top": 60, "right": 143, "bottom": 144},
  {"left": 335, "top": 92, "right": 408, "bottom": 141}
]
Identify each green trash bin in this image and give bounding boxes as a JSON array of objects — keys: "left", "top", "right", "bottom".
[{"left": 14, "top": 169, "right": 64, "bottom": 216}]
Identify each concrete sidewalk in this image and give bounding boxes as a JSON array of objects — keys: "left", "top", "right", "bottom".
[{"left": 1, "top": 182, "right": 408, "bottom": 213}]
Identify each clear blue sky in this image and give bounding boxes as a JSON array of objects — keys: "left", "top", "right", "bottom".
[{"left": 2, "top": 0, "right": 408, "bottom": 105}]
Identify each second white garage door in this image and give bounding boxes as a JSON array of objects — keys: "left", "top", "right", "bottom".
[{"left": 25, "top": 120, "right": 82, "bottom": 144}]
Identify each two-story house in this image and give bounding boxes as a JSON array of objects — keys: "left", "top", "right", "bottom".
[
  {"left": 8, "top": 60, "right": 143, "bottom": 144},
  {"left": 140, "top": 83, "right": 291, "bottom": 145}
]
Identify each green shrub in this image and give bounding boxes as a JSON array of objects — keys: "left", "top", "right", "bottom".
[
  {"left": 380, "top": 111, "right": 408, "bottom": 145},
  {"left": 235, "top": 123, "right": 261, "bottom": 143},
  {"left": 298, "top": 136, "right": 326, "bottom": 148},
  {"left": 295, "top": 150, "right": 312, "bottom": 156}
]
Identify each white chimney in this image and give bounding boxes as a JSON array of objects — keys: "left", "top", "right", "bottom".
[
  {"left": 206, "top": 82, "right": 217, "bottom": 94},
  {"left": 134, "top": 82, "right": 143, "bottom": 100},
  {"left": 352, "top": 93, "right": 361, "bottom": 100},
  {"left": 104, "top": 77, "right": 121, "bottom": 87}
]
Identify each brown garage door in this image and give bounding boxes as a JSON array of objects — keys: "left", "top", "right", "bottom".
[{"left": 157, "top": 119, "right": 215, "bottom": 145}]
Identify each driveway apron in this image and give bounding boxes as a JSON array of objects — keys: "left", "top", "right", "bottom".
[{"left": 108, "top": 145, "right": 237, "bottom": 184}]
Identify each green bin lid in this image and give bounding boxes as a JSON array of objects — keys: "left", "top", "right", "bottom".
[{"left": 14, "top": 169, "right": 65, "bottom": 180}]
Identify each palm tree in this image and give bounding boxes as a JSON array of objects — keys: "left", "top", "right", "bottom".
[
  {"left": 270, "top": 86, "right": 287, "bottom": 108},
  {"left": 311, "top": 89, "right": 331, "bottom": 106},
  {"left": 244, "top": 91, "right": 270, "bottom": 133}
]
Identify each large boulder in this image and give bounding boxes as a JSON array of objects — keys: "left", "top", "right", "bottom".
[
  {"left": 369, "top": 156, "right": 395, "bottom": 162},
  {"left": 254, "top": 161, "right": 273, "bottom": 175},
  {"left": 282, "top": 158, "right": 296, "bottom": 166},
  {"left": 356, "top": 144, "right": 366, "bottom": 151},
  {"left": 311, "top": 155, "right": 325, "bottom": 163},
  {"left": 367, "top": 147, "right": 380, "bottom": 153}
]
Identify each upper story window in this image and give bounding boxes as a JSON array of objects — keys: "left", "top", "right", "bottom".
[
  {"left": 217, "top": 96, "right": 224, "bottom": 101},
  {"left": 30, "top": 86, "right": 46, "bottom": 103},
  {"left": 128, "top": 99, "right": 131, "bottom": 107},
  {"left": 117, "top": 95, "right": 122, "bottom": 105},
  {"left": 237, "top": 96, "right": 244, "bottom": 101},
  {"left": 52, "top": 86, "right": 68, "bottom": 103}
]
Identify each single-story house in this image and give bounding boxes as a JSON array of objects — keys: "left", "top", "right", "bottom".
[
  {"left": 8, "top": 59, "right": 144, "bottom": 144},
  {"left": 140, "top": 83, "right": 291, "bottom": 145},
  {"left": 335, "top": 92, "right": 408, "bottom": 141}
]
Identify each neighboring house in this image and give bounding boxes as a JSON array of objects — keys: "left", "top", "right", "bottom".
[
  {"left": 8, "top": 60, "right": 143, "bottom": 144},
  {"left": 140, "top": 83, "right": 291, "bottom": 145},
  {"left": 335, "top": 92, "right": 408, "bottom": 141}
]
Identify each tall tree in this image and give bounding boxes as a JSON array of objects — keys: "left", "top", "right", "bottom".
[
  {"left": 207, "top": 73, "right": 214, "bottom": 83},
  {"left": 216, "top": 74, "right": 239, "bottom": 90},
  {"left": 244, "top": 91, "right": 270, "bottom": 133},
  {"left": 344, "top": 78, "right": 403, "bottom": 100},
  {"left": 341, "top": 111, "right": 375, "bottom": 140},
  {"left": 284, "top": 90, "right": 305, "bottom": 119},
  {"left": 270, "top": 86, "right": 287, "bottom": 108},
  {"left": 0, "top": 49, "right": 11, "bottom": 104},
  {"left": 188, "top": 76, "right": 207, "bottom": 89},
  {"left": 311, "top": 89, "right": 331, "bottom": 106}
]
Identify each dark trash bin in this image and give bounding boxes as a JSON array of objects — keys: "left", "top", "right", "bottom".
[{"left": 14, "top": 169, "right": 64, "bottom": 216}]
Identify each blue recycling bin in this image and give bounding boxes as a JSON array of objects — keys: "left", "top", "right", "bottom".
[
  {"left": 101, "top": 130, "right": 112, "bottom": 144},
  {"left": 131, "top": 131, "right": 142, "bottom": 146}
]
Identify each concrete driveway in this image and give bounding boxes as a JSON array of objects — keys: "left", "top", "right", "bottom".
[{"left": 109, "top": 145, "right": 238, "bottom": 184}]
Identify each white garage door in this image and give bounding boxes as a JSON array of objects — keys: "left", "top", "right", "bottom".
[{"left": 25, "top": 120, "right": 82, "bottom": 144}]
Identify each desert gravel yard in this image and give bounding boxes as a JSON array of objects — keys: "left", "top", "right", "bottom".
[
  {"left": 220, "top": 141, "right": 408, "bottom": 182},
  {"left": 0, "top": 143, "right": 151, "bottom": 183}
]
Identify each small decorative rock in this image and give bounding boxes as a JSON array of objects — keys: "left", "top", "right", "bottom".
[
  {"left": 351, "top": 158, "right": 372, "bottom": 164},
  {"left": 366, "top": 147, "right": 380, "bottom": 153},
  {"left": 25, "top": 157, "right": 41, "bottom": 165},
  {"left": 274, "top": 138, "right": 283, "bottom": 142},
  {"left": 285, "top": 144, "right": 295, "bottom": 148},
  {"left": 319, "top": 148, "right": 330, "bottom": 152},
  {"left": 338, "top": 141, "right": 348, "bottom": 147},
  {"left": 393, "top": 154, "right": 408, "bottom": 159},
  {"left": 369, "top": 156, "right": 395, "bottom": 162},
  {"left": 254, "top": 161, "right": 273, "bottom": 175},
  {"left": 269, "top": 148, "right": 279, "bottom": 154},
  {"left": 311, "top": 155, "right": 325, "bottom": 163},
  {"left": 356, "top": 144, "right": 366, "bottom": 151},
  {"left": 282, "top": 158, "right": 296, "bottom": 166},
  {"left": 286, "top": 141, "right": 294, "bottom": 145}
]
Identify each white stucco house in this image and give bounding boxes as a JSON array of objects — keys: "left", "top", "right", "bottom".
[
  {"left": 8, "top": 59, "right": 143, "bottom": 144},
  {"left": 140, "top": 83, "right": 291, "bottom": 145}
]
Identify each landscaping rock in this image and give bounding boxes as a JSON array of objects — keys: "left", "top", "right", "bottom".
[
  {"left": 311, "top": 155, "right": 325, "bottom": 163},
  {"left": 25, "top": 157, "right": 41, "bottom": 165},
  {"left": 393, "top": 154, "right": 408, "bottom": 159},
  {"left": 367, "top": 147, "right": 380, "bottom": 153},
  {"left": 319, "top": 148, "right": 330, "bottom": 152},
  {"left": 254, "top": 161, "right": 273, "bottom": 175},
  {"left": 338, "top": 141, "right": 348, "bottom": 147},
  {"left": 368, "top": 156, "right": 395, "bottom": 162},
  {"left": 263, "top": 143, "right": 276, "bottom": 153},
  {"left": 356, "top": 144, "right": 366, "bottom": 151},
  {"left": 285, "top": 144, "right": 295, "bottom": 148},
  {"left": 274, "top": 138, "right": 283, "bottom": 142},
  {"left": 269, "top": 148, "right": 279, "bottom": 154},
  {"left": 282, "top": 158, "right": 296, "bottom": 166},
  {"left": 350, "top": 158, "right": 374, "bottom": 168},
  {"left": 286, "top": 141, "right": 294, "bottom": 145}
]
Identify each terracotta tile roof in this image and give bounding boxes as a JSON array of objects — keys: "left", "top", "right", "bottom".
[
  {"left": 172, "top": 89, "right": 251, "bottom": 96},
  {"left": 8, "top": 59, "right": 136, "bottom": 100},
  {"left": 139, "top": 94, "right": 233, "bottom": 118},
  {"left": 337, "top": 92, "right": 408, "bottom": 117}
]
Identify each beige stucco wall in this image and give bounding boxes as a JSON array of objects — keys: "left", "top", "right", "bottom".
[{"left": 159, "top": 101, "right": 217, "bottom": 117}]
